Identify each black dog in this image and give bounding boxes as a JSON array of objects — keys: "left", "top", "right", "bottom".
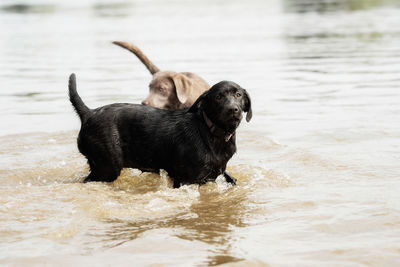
[{"left": 68, "top": 73, "right": 251, "bottom": 187}]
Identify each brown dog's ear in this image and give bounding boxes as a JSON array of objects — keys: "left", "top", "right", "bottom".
[
  {"left": 243, "top": 89, "right": 252, "bottom": 122},
  {"left": 172, "top": 74, "right": 192, "bottom": 104}
]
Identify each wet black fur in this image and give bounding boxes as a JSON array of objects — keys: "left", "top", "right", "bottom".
[{"left": 68, "top": 73, "right": 252, "bottom": 187}]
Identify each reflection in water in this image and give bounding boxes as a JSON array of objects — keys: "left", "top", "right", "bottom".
[
  {"left": 283, "top": 0, "right": 392, "bottom": 13},
  {"left": 95, "top": 171, "right": 251, "bottom": 266},
  {"left": 92, "top": 2, "right": 136, "bottom": 17},
  {"left": 0, "top": 4, "right": 56, "bottom": 14}
]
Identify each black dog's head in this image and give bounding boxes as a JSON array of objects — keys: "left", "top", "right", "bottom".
[{"left": 189, "top": 81, "right": 252, "bottom": 136}]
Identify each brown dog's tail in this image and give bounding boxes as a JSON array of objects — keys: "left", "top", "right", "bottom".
[
  {"left": 68, "top": 73, "right": 91, "bottom": 122},
  {"left": 112, "top": 41, "right": 160, "bottom": 75}
]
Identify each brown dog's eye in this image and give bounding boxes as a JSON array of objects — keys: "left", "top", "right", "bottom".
[{"left": 235, "top": 92, "right": 242, "bottom": 98}]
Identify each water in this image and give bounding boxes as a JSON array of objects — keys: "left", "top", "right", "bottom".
[{"left": 1, "top": 0, "right": 400, "bottom": 266}]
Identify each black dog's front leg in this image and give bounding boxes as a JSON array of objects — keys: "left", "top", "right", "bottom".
[
  {"left": 223, "top": 171, "right": 237, "bottom": 185},
  {"left": 173, "top": 180, "right": 181, "bottom": 188}
]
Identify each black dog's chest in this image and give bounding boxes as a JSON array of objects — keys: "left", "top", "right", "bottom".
[{"left": 169, "top": 136, "right": 236, "bottom": 185}]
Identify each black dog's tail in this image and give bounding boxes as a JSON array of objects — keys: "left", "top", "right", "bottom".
[{"left": 68, "top": 73, "right": 91, "bottom": 122}]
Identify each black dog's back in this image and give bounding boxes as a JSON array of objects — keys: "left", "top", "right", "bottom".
[{"left": 76, "top": 102, "right": 207, "bottom": 183}]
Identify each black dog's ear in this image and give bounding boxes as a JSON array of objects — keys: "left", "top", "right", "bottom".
[
  {"left": 188, "top": 90, "right": 209, "bottom": 113},
  {"left": 243, "top": 89, "right": 252, "bottom": 122}
]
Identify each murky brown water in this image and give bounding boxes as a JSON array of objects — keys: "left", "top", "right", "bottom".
[{"left": 1, "top": 0, "right": 400, "bottom": 266}]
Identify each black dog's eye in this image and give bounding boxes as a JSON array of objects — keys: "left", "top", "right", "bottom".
[
  {"left": 216, "top": 95, "right": 222, "bottom": 100},
  {"left": 235, "top": 92, "right": 242, "bottom": 98}
]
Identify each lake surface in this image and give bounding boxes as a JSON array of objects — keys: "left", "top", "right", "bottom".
[{"left": 1, "top": 0, "right": 400, "bottom": 266}]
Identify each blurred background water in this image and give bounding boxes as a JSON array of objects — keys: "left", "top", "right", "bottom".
[{"left": 0, "top": 0, "right": 399, "bottom": 266}]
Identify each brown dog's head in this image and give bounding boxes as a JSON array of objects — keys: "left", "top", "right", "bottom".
[
  {"left": 142, "top": 71, "right": 209, "bottom": 110},
  {"left": 112, "top": 41, "right": 210, "bottom": 110}
]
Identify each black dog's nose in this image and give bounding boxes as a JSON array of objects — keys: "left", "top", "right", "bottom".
[{"left": 229, "top": 106, "right": 240, "bottom": 114}]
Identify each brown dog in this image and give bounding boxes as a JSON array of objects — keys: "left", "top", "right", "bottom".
[{"left": 113, "top": 41, "right": 210, "bottom": 109}]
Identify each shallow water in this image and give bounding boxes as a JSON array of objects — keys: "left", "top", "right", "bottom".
[{"left": 1, "top": 0, "right": 400, "bottom": 266}]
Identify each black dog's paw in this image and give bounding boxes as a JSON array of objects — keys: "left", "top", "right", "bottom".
[
  {"left": 173, "top": 180, "right": 181, "bottom": 188},
  {"left": 223, "top": 171, "right": 237, "bottom": 185},
  {"left": 83, "top": 173, "right": 98, "bottom": 183},
  {"left": 228, "top": 177, "right": 237, "bottom": 185}
]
